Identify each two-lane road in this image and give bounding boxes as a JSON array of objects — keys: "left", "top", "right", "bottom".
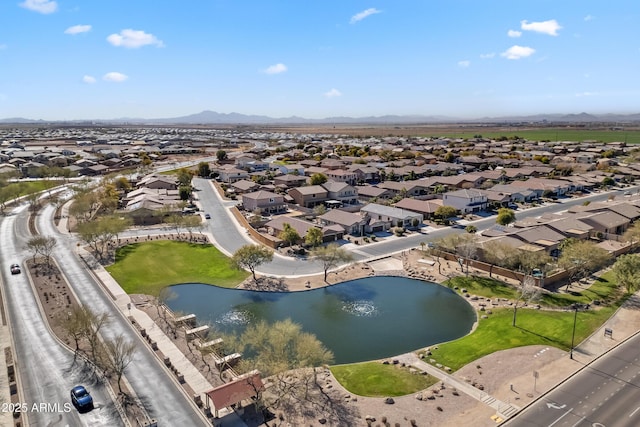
[
  {"left": 36, "top": 203, "right": 209, "bottom": 426},
  {"left": 504, "top": 332, "right": 640, "bottom": 426},
  {"left": 0, "top": 205, "right": 122, "bottom": 426}
]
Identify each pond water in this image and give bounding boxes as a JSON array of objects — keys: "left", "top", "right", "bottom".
[{"left": 166, "top": 276, "right": 476, "bottom": 364}]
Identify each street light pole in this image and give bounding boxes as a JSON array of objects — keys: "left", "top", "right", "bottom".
[{"left": 570, "top": 305, "right": 578, "bottom": 360}]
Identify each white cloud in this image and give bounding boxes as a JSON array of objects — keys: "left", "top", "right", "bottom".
[
  {"left": 107, "top": 29, "right": 164, "bottom": 48},
  {"left": 263, "top": 63, "right": 287, "bottom": 74},
  {"left": 324, "top": 88, "right": 342, "bottom": 98},
  {"left": 458, "top": 60, "right": 470, "bottom": 68},
  {"left": 480, "top": 52, "right": 495, "bottom": 59},
  {"left": 65, "top": 25, "right": 92, "bottom": 35},
  {"left": 350, "top": 8, "right": 381, "bottom": 24},
  {"left": 501, "top": 45, "right": 535, "bottom": 60},
  {"left": 19, "top": 0, "right": 57, "bottom": 14},
  {"left": 103, "top": 72, "right": 128, "bottom": 82},
  {"left": 584, "top": 15, "right": 594, "bottom": 22},
  {"left": 507, "top": 29, "right": 522, "bottom": 38},
  {"left": 520, "top": 19, "right": 562, "bottom": 36},
  {"left": 82, "top": 75, "right": 96, "bottom": 84}
]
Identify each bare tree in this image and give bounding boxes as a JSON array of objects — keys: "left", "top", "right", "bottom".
[
  {"left": 104, "top": 334, "right": 136, "bottom": 394},
  {"left": 26, "top": 235, "right": 57, "bottom": 271},
  {"left": 512, "top": 276, "right": 542, "bottom": 326},
  {"left": 309, "top": 243, "right": 354, "bottom": 282},
  {"left": 231, "top": 244, "right": 274, "bottom": 281},
  {"left": 558, "top": 239, "right": 610, "bottom": 291}
]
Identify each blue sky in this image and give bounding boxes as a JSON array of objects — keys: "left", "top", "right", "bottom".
[{"left": 2, "top": 1, "right": 639, "bottom": 120}]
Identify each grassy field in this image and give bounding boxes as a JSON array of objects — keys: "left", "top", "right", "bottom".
[
  {"left": 106, "top": 240, "right": 248, "bottom": 295},
  {"left": 421, "top": 303, "right": 618, "bottom": 372},
  {"left": 446, "top": 272, "right": 620, "bottom": 308},
  {"left": 427, "top": 128, "right": 640, "bottom": 144},
  {"left": 330, "top": 362, "right": 438, "bottom": 397},
  {"left": 3, "top": 179, "right": 60, "bottom": 197}
]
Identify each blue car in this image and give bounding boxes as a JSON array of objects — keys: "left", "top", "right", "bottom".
[{"left": 70, "top": 385, "right": 93, "bottom": 411}]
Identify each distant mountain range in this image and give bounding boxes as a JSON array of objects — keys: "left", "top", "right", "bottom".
[{"left": 2, "top": 110, "right": 640, "bottom": 125}]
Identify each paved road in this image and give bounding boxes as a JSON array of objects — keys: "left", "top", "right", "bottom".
[
  {"left": 192, "top": 177, "right": 639, "bottom": 277},
  {"left": 0, "top": 204, "right": 123, "bottom": 426},
  {"left": 37, "top": 203, "right": 209, "bottom": 426},
  {"left": 504, "top": 331, "right": 640, "bottom": 427}
]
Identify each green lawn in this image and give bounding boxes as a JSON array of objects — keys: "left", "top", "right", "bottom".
[
  {"left": 3, "top": 179, "right": 60, "bottom": 196},
  {"left": 106, "top": 240, "right": 248, "bottom": 295},
  {"left": 429, "top": 128, "right": 640, "bottom": 144},
  {"left": 330, "top": 362, "right": 438, "bottom": 397},
  {"left": 446, "top": 272, "right": 620, "bottom": 308},
  {"left": 421, "top": 304, "right": 618, "bottom": 371}
]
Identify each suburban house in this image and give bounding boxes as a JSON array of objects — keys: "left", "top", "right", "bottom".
[
  {"left": 356, "top": 185, "right": 394, "bottom": 202},
  {"left": 325, "top": 169, "right": 357, "bottom": 185},
  {"left": 360, "top": 203, "right": 423, "bottom": 230},
  {"left": 136, "top": 174, "right": 179, "bottom": 190},
  {"left": 322, "top": 181, "right": 359, "bottom": 206},
  {"left": 393, "top": 198, "right": 443, "bottom": 220},
  {"left": 273, "top": 174, "right": 308, "bottom": 188},
  {"left": 287, "top": 185, "right": 328, "bottom": 208},
  {"left": 216, "top": 165, "right": 250, "bottom": 183},
  {"left": 318, "top": 209, "right": 368, "bottom": 236},
  {"left": 230, "top": 179, "right": 260, "bottom": 194},
  {"left": 264, "top": 216, "right": 343, "bottom": 243},
  {"left": 241, "top": 190, "right": 287, "bottom": 214},
  {"left": 442, "top": 189, "right": 488, "bottom": 214}
]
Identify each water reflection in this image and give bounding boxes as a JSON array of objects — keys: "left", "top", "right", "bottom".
[{"left": 167, "top": 276, "right": 476, "bottom": 364}]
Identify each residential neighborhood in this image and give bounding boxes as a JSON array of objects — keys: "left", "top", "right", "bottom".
[{"left": 2, "top": 125, "right": 640, "bottom": 272}]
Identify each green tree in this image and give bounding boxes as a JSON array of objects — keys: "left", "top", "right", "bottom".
[
  {"left": 465, "top": 225, "right": 477, "bottom": 234},
  {"left": 114, "top": 177, "right": 132, "bottom": 192},
  {"left": 305, "top": 227, "right": 323, "bottom": 247},
  {"left": 231, "top": 244, "right": 274, "bottom": 281},
  {"left": 176, "top": 168, "right": 193, "bottom": 186},
  {"left": 197, "top": 162, "right": 211, "bottom": 178},
  {"left": 77, "top": 216, "right": 132, "bottom": 262},
  {"left": 216, "top": 150, "right": 227, "bottom": 162},
  {"left": 313, "top": 204, "right": 327, "bottom": 216},
  {"left": 310, "top": 173, "right": 328, "bottom": 185},
  {"left": 496, "top": 208, "right": 516, "bottom": 226},
  {"left": 622, "top": 222, "right": 640, "bottom": 249},
  {"left": 612, "top": 254, "right": 640, "bottom": 293},
  {"left": 310, "top": 243, "right": 354, "bottom": 282},
  {"left": 278, "top": 223, "right": 301, "bottom": 247},
  {"left": 231, "top": 319, "right": 335, "bottom": 420},
  {"left": 558, "top": 239, "right": 610, "bottom": 291},
  {"left": 434, "top": 205, "right": 458, "bottom": 223},
  {"left": 601, "top": 176, "right": 615, "bottom": 188}
]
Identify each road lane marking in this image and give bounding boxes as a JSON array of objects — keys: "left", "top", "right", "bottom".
[
  {"left": 570, "top": 416, "right": 585, "bottom": 427},
  {"left": 549, "top": 408, "right": 574, "bottom": 427},
  {"left": 630, "top": 406, "right": 640, "bottom": 418}
]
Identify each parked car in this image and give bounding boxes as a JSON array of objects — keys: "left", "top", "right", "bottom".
[
  {"left": 70, "top": 385, "right": 93, "bottom": 411},
  {"left": 10, "top": 264, "right": 20, "bottom": 275},
  {"left": 204, "top": 213, "right": 211, "bottom": 219}
]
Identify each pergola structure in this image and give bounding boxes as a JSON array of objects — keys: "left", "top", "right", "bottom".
[{"left": 204, "top": 370, "right": 264, "bottom": 418}]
